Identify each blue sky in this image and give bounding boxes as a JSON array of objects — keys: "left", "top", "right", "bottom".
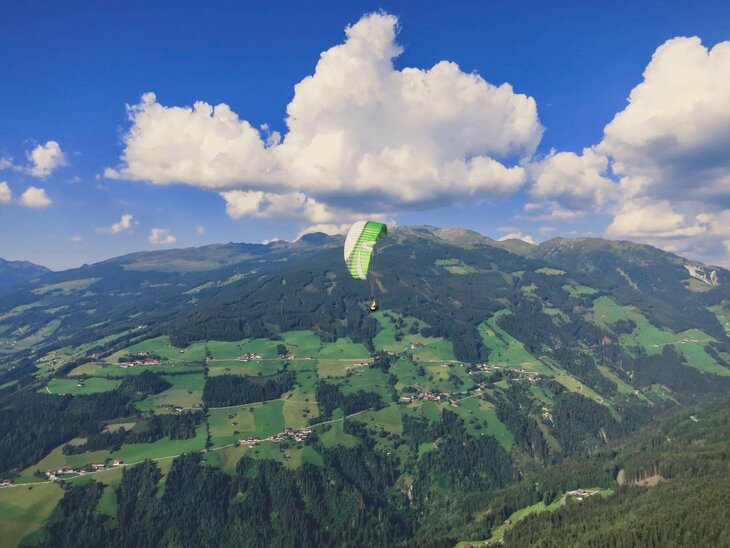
[{"left": 2, "top": 1, "right": 730, "bottom": 269}]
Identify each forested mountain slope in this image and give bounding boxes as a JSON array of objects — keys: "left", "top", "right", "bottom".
[{"left": 1, "top": 226, "right": 730, "bottom": 546}]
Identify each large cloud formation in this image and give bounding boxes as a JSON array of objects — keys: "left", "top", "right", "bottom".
[
  {"left": 603, "top": 37, "right": 730, "bottom": 265},
  {"left": 105, "top": 13, "right": 730, "bottom": 265},
  {"left": 106, "top": 12, "right": 542, "bottom": 231},
  {"left": 527, "top": 36, "right": 730, "bottom": 266}
]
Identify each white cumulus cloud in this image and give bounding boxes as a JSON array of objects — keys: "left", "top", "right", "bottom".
[
  {"left": 606, "top": 200, "right": 707, "bottom": 239},
  {"left": 28, "top": 141, "right": 68, "bottom": 178},
  {"left": 600, "top": 37, "right": 730, "bottom": 205},
  {"left": 19, "top": 186, "right": 52, "bottom": 208},
  {"left": 517, "top": 35, "right": 730, "bottom": 266},
  {"left": 0, "top": 182, "right": 11, "bottom": 204},
  {"left": 597, "top": 37, "right": 730, "bottom": 264},
  {"left": 106, "top": 12, "right": 542, "bottom": 224},
  {"left": 530, "top": 147, "right": 616, "bottom": 213},
  {"left": 110, "top": 214, "right": 137, "bottom": 233},
  {"left": 499, "top": 232, "right": 535, "bottom": 245},
  {"left": 149, "top": 227, "right": 177, "bottom": 245}
]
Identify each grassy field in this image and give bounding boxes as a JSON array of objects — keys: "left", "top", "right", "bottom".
[
  {"left": 535, "top": 267, "right": 565, "bottom": 275},
  {"left": 481, "top": 311, "right": 551, "bottom": 373},
  {"left": 338, "top": 366, "right": 394, "bottom": 400},
  {"left": 86, "top": 362, "right": 204, "bottom": 378},
  {"left": 410, "top": 337, "right": 457, "bottom": 362},
  {"left": 479, "top": 487, "right": 615, "bottom": 545},
  {"left": 238, "top": 338, "right": 282, "bottom": 359},
  {"left": 389, "top": 358, "right": 426, "bottom": 389},
  {"left": 204, "top": 444, "right": 252, "bottom": 473},
  {"left": 281, "top": 330, "right": 323, "bottom": 358},
  {"left": 31, "top": 278, "right": 98, "bottom": 295},
  {"left": 318, "top": 420, "right": 360, "bottom": 449},
  {"left": 243, "top": 441, "right": 323, "bottom": 470},
  {"left": 563, "top": 283, "right": 599, "bottom": 296},
  {"left": 110, "top": 424, "right": 208, "bottom": 463},
  {"left": 370, "top": 310, "right": 451, "bottom": 358},
  {"left": 455, "top": 397, "right": 514, "bottom": 449},
  {"left": 135, "top": 373, "right": 205, "bottom": 411},
  {"left": 103, "top": 422, "right": 137, "bottom": 433},
  {"left": 45, "top": 376, "right": 121, "bottom": 395},
  {"left": 589, "top": 297, "right": 729, "bottom": 376},
  {"left": 105, "top": 336, "right": 207, "bottom": 364},
  {"left": 596, "top": 365, "right": 650, "bottom": 403},
  {"left": 352, "top": 397, "right": 515, "bottom": 450},
  {"left": 13, "top": 319, "right": 61, "bottom": 352},
  {"left": 0, "top": 482, "right": 64, "bottom": 547},
  {"left": 291, "top": 364, "right": 319, "bottom": 398},
  {"left": 423, "top": 362, "right": 475, "bottom": 393},
  {"left": 355, "top": 405, "right": 406, "bottom": 435},
  {"left": 66, "top": 456, "right": 175, "bottom": 519},
  {"left": 316, "top": 358, "right": 369, "bottom": 377},
  {"left": 22, "top": 426, "right": 209, "bottom": 474},
  {"left": 709, "top": 304, "right": 730, "bottom": 336},
  {"left": 208, "top": 359, "right": 286, "bottom": 377},
  {"left": 19, "top": 441, "right": 111, "bottom": 480},
  {"left": 206, "top": 340, "right": 247, "bottom": 360},
  {"left": 318, "top": 337, "right": 370, "bottom": 360},
  {"left": 281, "top": 397, "right": 318, "bottom": 427},
  {"left": 208, "top": 400, "right": 288, "bottom": 446}
]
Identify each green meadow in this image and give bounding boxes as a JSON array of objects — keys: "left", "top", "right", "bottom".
[
  {"left": 207, "top": 400, "right": 287, "bottom": 446},
  {"left": 45, "top": 376, "right": 121, "bottom": 395},
  {"left": 480, "top": 310, "right": 550, "bottom": 373},
  {"left": 0, "top": 483, "right": 64, "bottom": 547},
  {"left": 281, "top": 330, "right": 324, "bottom": 358},
  {"left": 135, "top": 373, "right": 205, "bottom": 411},
  {"left": 318, "top": 337, "right": 370, "bottom": 360},
  {"left": 589, "top": 296, "right": 729, "bottom": 375},
  {"left": 317, "top": 420, "right": 360, "bottom": 449},
  {"left": 105, "top": 336, "right": 207, "bottom": 364}
]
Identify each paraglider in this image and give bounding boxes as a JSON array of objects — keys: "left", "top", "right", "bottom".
[{"left": 344, "top": 221, "right": 387, "bottom": 312}]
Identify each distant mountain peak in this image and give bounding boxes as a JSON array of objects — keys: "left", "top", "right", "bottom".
[
  {"left": 295, "top": 232, "right": 340, "bottom": 245},
  {"left": 0, "top": 257, "right": 51, "bottom": 289}
]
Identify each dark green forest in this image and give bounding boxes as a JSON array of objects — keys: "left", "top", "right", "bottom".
[{"left": 36, "top": 397, "right": 730, "bottom": 547}]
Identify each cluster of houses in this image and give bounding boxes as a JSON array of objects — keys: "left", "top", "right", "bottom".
[
  {"left": 567, "top": 489, "right": 595, "bottom": 502},
  {"left": 271, "top": 427, "right": 313, "bottom": 443},
  {"left": 119, "top": 352, "right": 162, "bottom": 368},
  {"left": 0, "top": 479, "right": 13, "bottom": 488},
  {"left": 473, "top": 363, "right": 539, "bottom": 382},
  {"left": 44, "top": 461, "right": 125, "bottom": 481},
  {"left": 162, "top": 404, "right": 187, "bottom": 412},
  {"left": 240, "top": 427, "right": 313, "bottom": 446},
  {"left": 238, "top": 352, "right": 263, "bottom": 362},
  {"left": 401, "top": 391, "right": 454, "bottom": 403}
]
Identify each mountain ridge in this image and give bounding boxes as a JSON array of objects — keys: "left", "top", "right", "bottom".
[{"left": 0, "top": 257, "right": 51, "bottom": 289}]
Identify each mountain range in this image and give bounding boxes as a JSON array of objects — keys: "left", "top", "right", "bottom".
[{"left": 1, "top": 226, "right": 730, "bottom": 546}]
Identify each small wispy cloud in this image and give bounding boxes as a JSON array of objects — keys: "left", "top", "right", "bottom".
[
  {"left": 98, "top": 213, "right": 137, "bottom": 234},
  {"left": 149, "top": 227, "right": 176, "bottom": 245}
]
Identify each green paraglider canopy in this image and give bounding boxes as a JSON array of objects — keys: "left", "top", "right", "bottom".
[{"left": 343, "top": 221, "right": 387, "bottom": 280}]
